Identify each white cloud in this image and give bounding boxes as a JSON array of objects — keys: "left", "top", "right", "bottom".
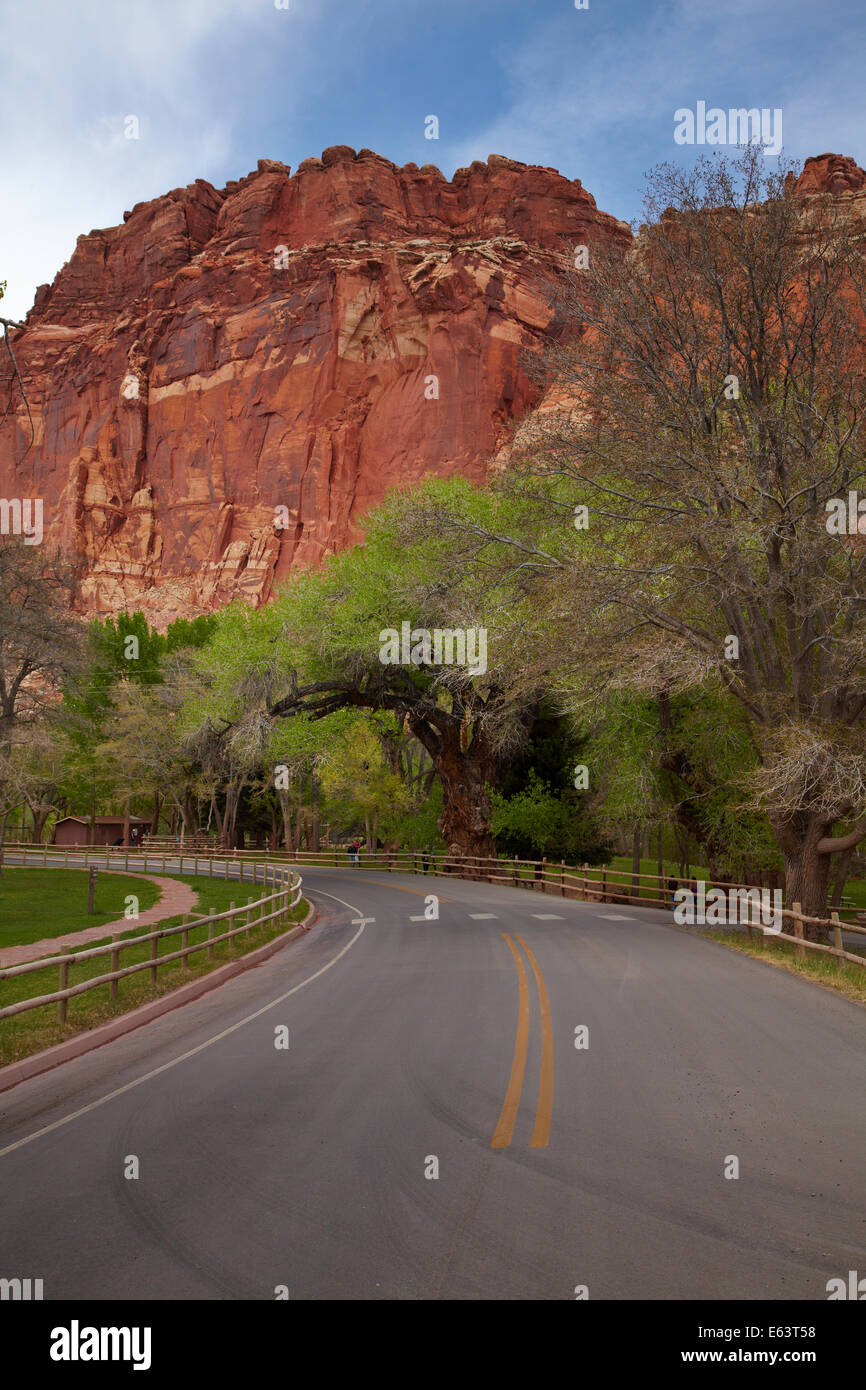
[
  {"left": 441, "top": 0, "right": 866, "bottom": 223},
  {"left": 0, "top": 0, "right": 309, "bottom": 320}
]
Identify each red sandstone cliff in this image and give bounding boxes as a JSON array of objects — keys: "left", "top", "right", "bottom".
[
  {"left": 0, "top": 148, "right": 630, "bottom": 622},
  {"left": 4, "top": 148, "right": 861, "bottom": 624}
]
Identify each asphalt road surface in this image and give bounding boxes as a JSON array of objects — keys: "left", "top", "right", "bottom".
[{"left": 1, "top": 865, "right": 864, "bottom": 1300}]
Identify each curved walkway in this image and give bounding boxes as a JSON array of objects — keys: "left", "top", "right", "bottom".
[{"left": 0, "top": 871, "right": 198, "bottom": 968}]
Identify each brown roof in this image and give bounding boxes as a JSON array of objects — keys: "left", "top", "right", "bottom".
[{"left": 93, "top": 815, "right": 149, "bottom": 825}]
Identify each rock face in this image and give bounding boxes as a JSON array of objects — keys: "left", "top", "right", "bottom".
[
  {"left": 0, "top": 149, "right": 630, "bottom": 622},
  {"left": 791, "top": 153, "right": 866, "bottom": 196}
]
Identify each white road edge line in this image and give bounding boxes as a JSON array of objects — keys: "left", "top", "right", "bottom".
[
  {"left": 0, "top": 887, "right": 367, "bottom": 1161},
  {"left": 468, "top": 913, "right": 498, "bottom": 919}
]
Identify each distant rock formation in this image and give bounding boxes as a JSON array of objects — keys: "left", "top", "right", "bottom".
[
  {"left": 0, "top": 149, "right": 629, "bottom": 623},
  {"left": 3, "top": 148, "right": 862, "bottom": 624}
]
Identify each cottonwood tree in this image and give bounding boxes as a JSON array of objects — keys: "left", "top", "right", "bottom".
[
  {"left": 191, "top": 498, "right": 551, "bottom": 858},
  {"left": 0, "top": 541, "right": 83, "bottom": 866},
  {"left": 95, "top": 661, "right": 208, "bottom": 840},
  {"left": 496, "top": 147, "right": 866, "bottom": 934}
]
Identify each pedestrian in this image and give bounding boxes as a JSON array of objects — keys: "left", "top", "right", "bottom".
[
  {"left": 422, "top": 843, "right": 431, "bottom": 874},
  {"left": 667, "top": 876, "right": 679, "bottom": 907}
]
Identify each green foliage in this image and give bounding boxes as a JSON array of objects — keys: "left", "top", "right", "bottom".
[
  {"left": 389, "top": 782, "right": 445, "bottom": 850},
  {"left": 490, "top": 771, "right": 610, "bottom": 862}
]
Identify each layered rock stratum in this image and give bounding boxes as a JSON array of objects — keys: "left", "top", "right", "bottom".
[
  {"left": 0, "top": 148, "right": 630, "bottom": 621},
  {"left": 2, "top": 148, "right": 863, "bottom": 622}
]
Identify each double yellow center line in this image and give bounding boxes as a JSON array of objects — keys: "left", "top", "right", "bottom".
[{"left": 491, "top": 934, "right": 554, "bottom": 1150}]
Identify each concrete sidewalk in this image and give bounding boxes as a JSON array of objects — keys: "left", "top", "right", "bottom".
[{"left": 0, "top": 871, "right": 198, "bottom": 967}]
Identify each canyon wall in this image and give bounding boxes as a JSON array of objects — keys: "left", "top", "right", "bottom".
[
  {"left": 3, "top": 148, "right": 862, "bottom": 624},
  {"left": 0, "top": 148, "right": 630, "bottom": 622}
]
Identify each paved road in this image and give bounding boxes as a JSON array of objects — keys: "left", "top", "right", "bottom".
[{"left": 1, "top": 866, "right": 864, "bottom": 1300}]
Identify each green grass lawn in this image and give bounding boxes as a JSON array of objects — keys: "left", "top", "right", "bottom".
[
  {"left": 0, "top": 868, "right": 162, "bottom": 947},
  {"left": 0, "top": 871, "right": 309, "bottom": 1066}
]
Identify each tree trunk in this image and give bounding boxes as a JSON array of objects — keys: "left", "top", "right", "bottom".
[
  {"left": 416, "top": 719, "right": 498, "bottom": 860},
  {"left": 311, "top": 773, "right": 320, "bottom": 852},
  {"left": 771, "top": 812, "right": 834, "bottom": 942},
  {"left": 277, "top": 787, "right": 293, "bottom": 851},
  {"left": 830, "top": 847, "right": 855, "bottom": 909},
  {"left": 222, "top": 786, "right": 239, "bottom": 850}
]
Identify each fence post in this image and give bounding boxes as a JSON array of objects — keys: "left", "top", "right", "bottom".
[
  {"left": 246, "top": 898, "right": 253, "bottom": 939},
  {"left": 831, "top": 910, "right": 844, "bottom": 967},
  {"left": 229, "top": 903, "right": 236, "bottom": 952},
  {"left": 513, "top": 856, "right": 518, "bottom": 888},
  {"left": 561, "top": 861, "right": 566, "bottom": 897},
  {"left": 58, "top": 960, "right": 69, "bottom": 1023},
  {"left": 207, "top": 916, "right": 215, "bottom": 959},
  {"left": 110, "top": 934, "right": 120, "bottom": 1000},
  {"left": 105, "top": 844, "right": 110, "bottom": 869},
  {"left": 601, "top": 867, "right": 607, "bottom": 904},
  {"left": 181, "top": 915, "right": 190, "bottom": 968},
  {"left": 792, "top": 902, "right": 805, "bottom": 961},
  {"left": 150, "top": 931, "right": 159, "bottom": 985},
  {"left": 43, "top": 845, "right": 48, "bottom": 867},
  {"left": 64, "top": 848, "right": 69, "bottom": 869}
]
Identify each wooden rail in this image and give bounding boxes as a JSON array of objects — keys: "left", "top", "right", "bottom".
[
  {"left": 4, "top": 843, "right": 863, "bottom": 975},
  {"left": 0, "top": 851, "right": 304, "bottom": 1022}
]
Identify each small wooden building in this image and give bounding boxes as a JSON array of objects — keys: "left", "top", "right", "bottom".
[{"left": 52, "top": 815, "right": 150, "bottom": 847}]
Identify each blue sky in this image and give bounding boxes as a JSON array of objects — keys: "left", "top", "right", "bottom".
[{"left": 2, "top": 0, "right": 864, "bottom": 321}]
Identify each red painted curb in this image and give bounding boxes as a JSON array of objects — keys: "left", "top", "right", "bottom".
[{"left": 0, "top": 902, "right": 317, "bottom": 1095}]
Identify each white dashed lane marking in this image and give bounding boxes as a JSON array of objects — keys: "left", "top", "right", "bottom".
[{"left": 468, "top": 913, "right": 498, "bottom": 920}]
